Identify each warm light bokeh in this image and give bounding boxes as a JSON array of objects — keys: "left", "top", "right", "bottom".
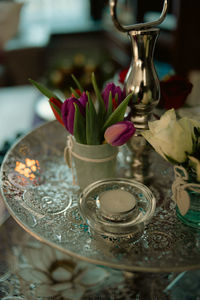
[{"left": 15, "top": 158, "right": 40, "bottom": 180}]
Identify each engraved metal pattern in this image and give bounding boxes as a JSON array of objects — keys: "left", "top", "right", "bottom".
[{"left": 1, "top": 121, "right": 200, "bottom": 272}]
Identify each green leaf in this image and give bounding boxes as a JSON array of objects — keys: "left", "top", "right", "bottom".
[
  {"left": 71, "top": 74, "right": 84, "bottom": 93},
  {"left": 86, "top": 92, "right": 100, "bottom": 144},
  {"left": 91, "top": 72, "right": 106, "bottom": 124},
  {"left": 29, "top": 79, "right": 60, "bottom": 100},
  {"left": 70, "top": 87, "right": 80, "bottom": 98},
  {"left": 73, "top": 103, "right": 86, "bottom": 144},
  {"left": 50, "top": 102, "right": 61, "bottom": 116},
  {"left": 86, "top": 103, "right": 91, "bottom": 144},
  {"left": 115, "top": 93, "right": 119, "bottom": 106},
  {"left": 102, "top": 92, "right": 133, "bottom": 131}
]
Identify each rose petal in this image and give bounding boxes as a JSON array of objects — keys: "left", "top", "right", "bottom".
[
  {"left": 119, "top": 68, "right": 128, "bottom": 84},
  {"left": 142, "top": 109, "right": 199, "bottom": 163},
  {"left": 159, "top": 75, "right": 193, "bottom": 110}
]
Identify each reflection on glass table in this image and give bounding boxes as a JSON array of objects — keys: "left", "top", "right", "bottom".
[
  {"left": 0, "top": 195, "right": 200, "bottom": 299},
  {"left": 1, "top": 121, "right": 200, "bottom": 299},
  {"left": 1, "top": 120, "right": 200, "bottom": 273}
]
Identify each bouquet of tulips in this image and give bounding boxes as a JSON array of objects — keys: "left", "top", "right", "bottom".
[
  {"left": 142, "top": 109, "right": 200, "bottom": 182},
  {"left": 30, "top": 73, "right": 135, "bottom": 146}
]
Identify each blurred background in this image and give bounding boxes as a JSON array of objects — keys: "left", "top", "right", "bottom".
[{"left": 0, "top": 0, "right": 200, "bottom": 159}]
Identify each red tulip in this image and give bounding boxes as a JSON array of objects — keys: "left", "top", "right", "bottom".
[
  {"left": 49, "top": 97, "right": 64, "bottom": 126},
  {"left": 71, "top": 89, "right": 82, "bottom": 98}
]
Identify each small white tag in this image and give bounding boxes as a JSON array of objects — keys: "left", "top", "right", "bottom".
[{"left": 177, "top": 189, "right": 190, "bottom": 216}]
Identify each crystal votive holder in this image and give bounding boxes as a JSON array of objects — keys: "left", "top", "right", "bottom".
[{"left": 79, "top": 178, "right": 156, "bottom": 238}]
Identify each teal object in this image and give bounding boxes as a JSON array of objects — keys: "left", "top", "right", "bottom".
[
  {"left": 172, "top": 165, "right": 200, "bottom": 230},
  {"left": 176, "top": 189, "right": 200, "bottom": 230}
]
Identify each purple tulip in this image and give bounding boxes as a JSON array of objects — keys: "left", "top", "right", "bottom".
[
  {"left": 102, "top": 83, "right": 126, "bottom": 110},
  {"left": 79, "top": 91, "right": 88, "bottom": 108},
  {"left": 61, "top": 94, "right": 88, "bottom": 134},
  {"left": 104, "top": 121, "right": 135, "bottom": 146}
]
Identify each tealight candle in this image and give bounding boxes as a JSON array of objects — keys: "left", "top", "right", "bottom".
[{"left": 98, "top": 189, "right": 136, "bottom": 221}]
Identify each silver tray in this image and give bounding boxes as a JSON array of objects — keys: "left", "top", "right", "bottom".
[{"left": 1, "top": 121, "right": 200, "bottom": 272}]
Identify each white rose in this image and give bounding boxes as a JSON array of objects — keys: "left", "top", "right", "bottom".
[
  {"left": 188, "top": 156, "right": 200, "bottom": 182},
  {"left": 142, "top": 109, "right": 199, "bottom": 163}
]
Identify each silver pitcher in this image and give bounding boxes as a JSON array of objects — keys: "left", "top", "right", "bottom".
[
  {"left": 110, "top": 0, "right": 168, "bottom": 182},
  {"left": 125, "top": 27, "right": 160, "bottom": 131}
]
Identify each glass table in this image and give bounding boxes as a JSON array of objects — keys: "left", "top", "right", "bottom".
[{"left": 1, "top": 121, "right": 200, "bottom": 298}]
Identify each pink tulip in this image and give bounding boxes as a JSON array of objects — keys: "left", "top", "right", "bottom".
[{"left": 104, "top": 121, "right": 135, "bottom": 146}]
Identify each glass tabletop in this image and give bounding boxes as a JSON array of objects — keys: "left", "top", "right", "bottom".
[{"left": 1, "top": 121, "right": 200, "bottom": 273}]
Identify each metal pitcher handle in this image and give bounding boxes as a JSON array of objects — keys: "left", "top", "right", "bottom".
[{"left": 110, "top": 0, "right": 168, "bottom": 32}]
